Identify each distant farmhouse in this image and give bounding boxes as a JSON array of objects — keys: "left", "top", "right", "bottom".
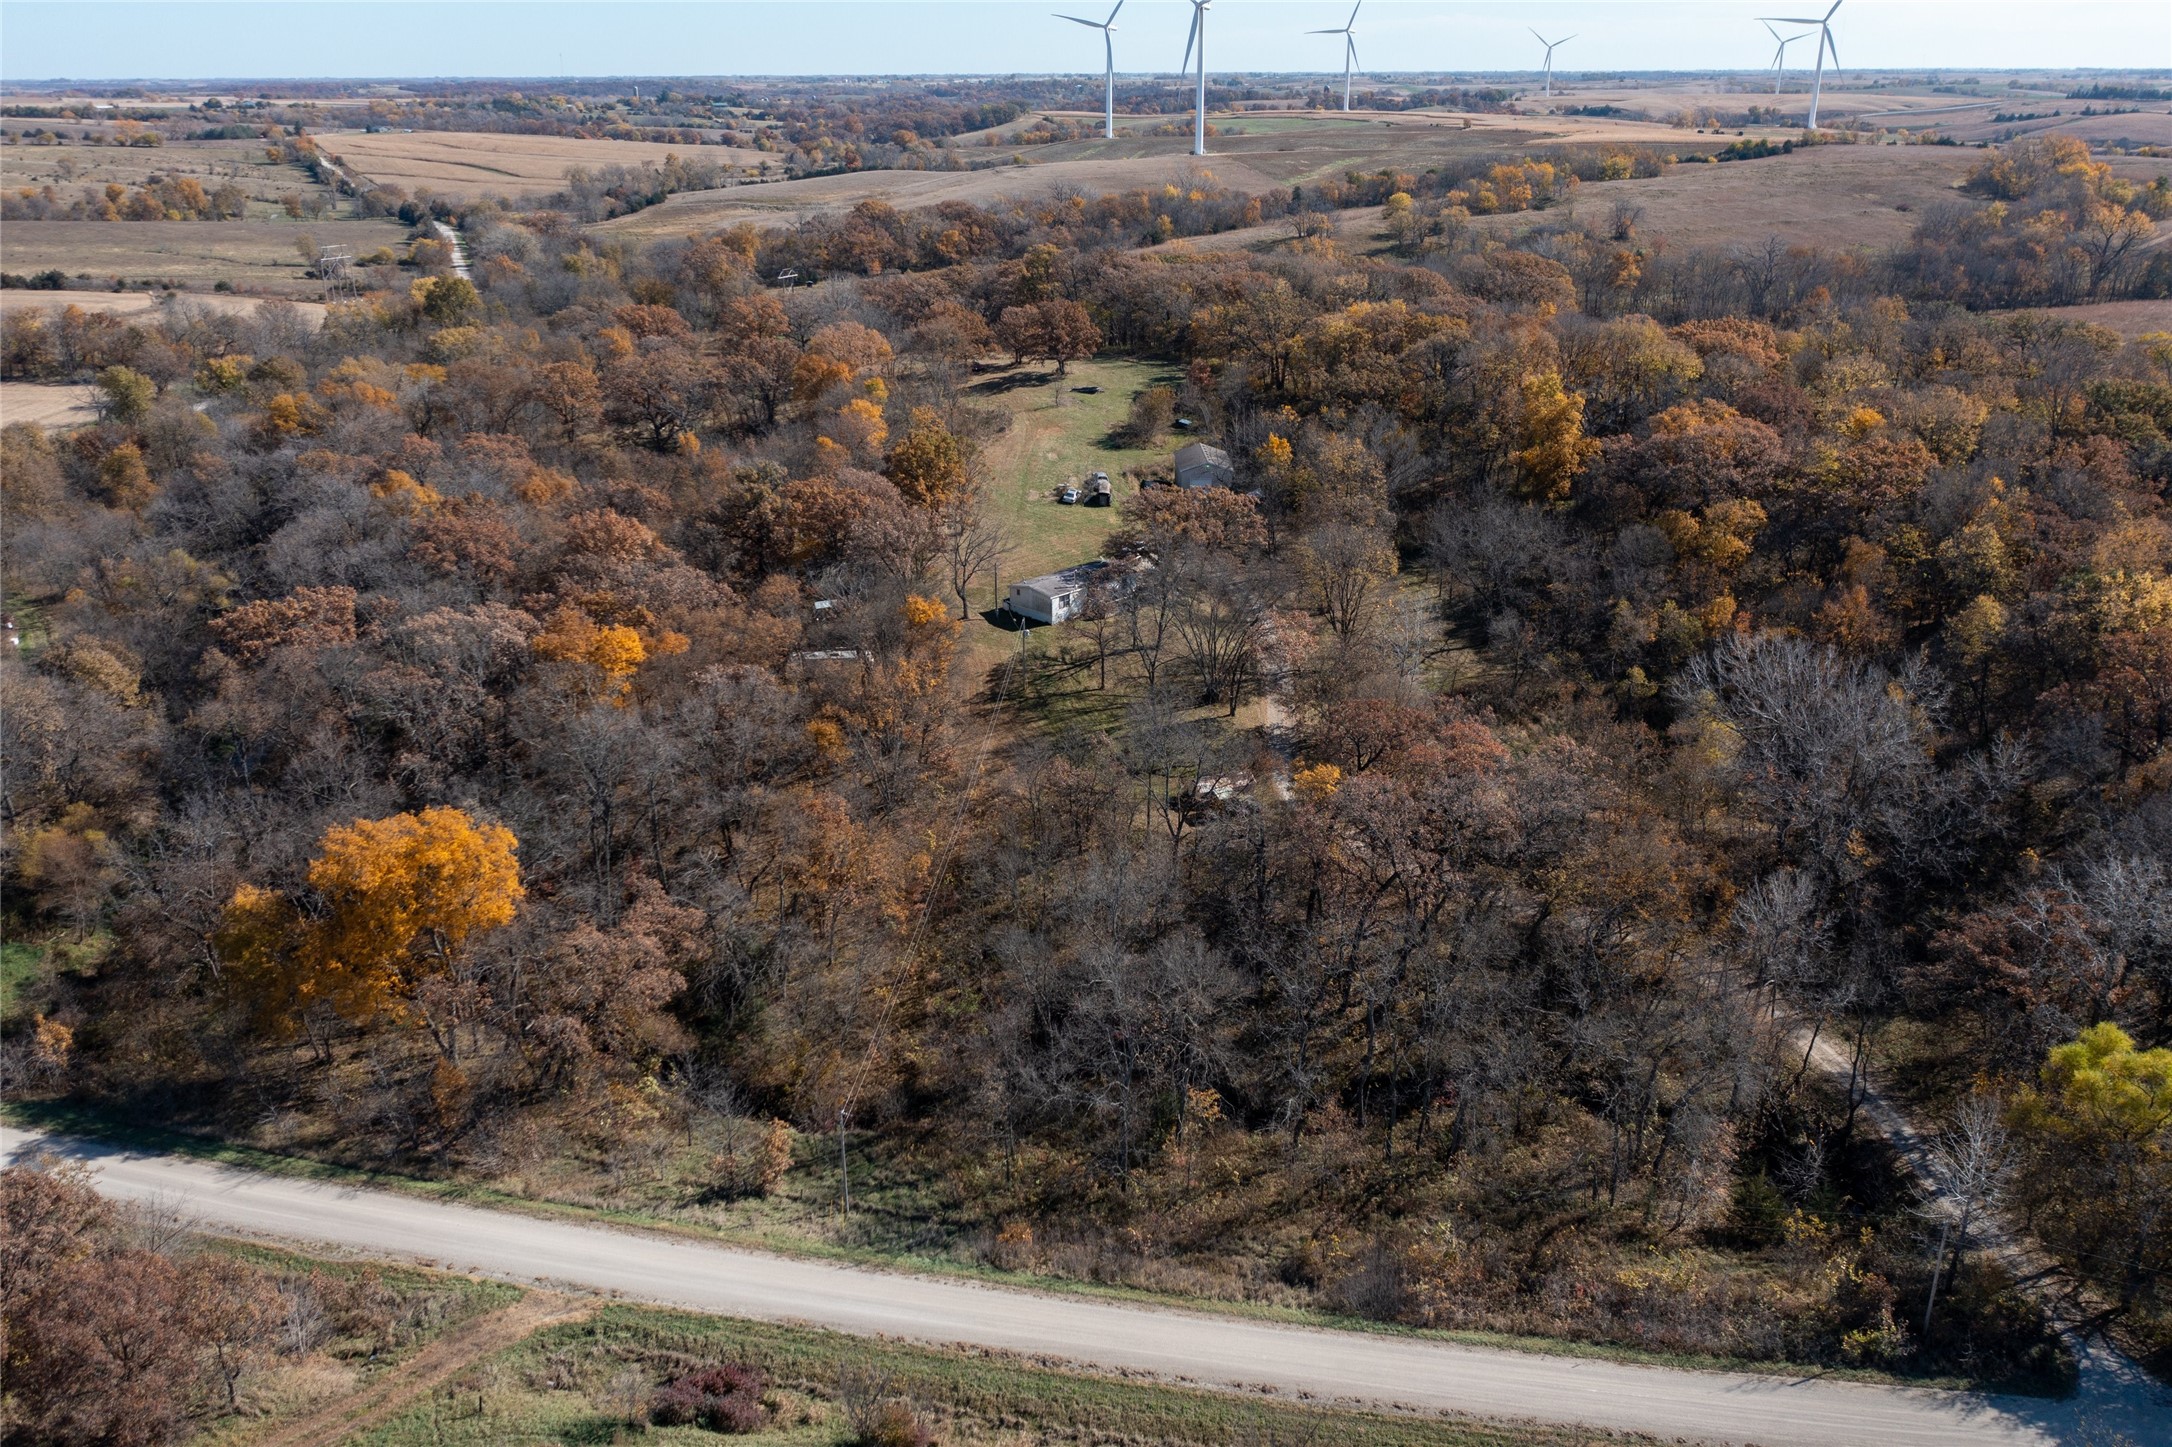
[{"left": 1173, "top": 442, "right": 1234, "bottom": 489}]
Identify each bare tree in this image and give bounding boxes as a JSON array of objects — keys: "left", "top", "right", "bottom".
[
  {"left": 1170, "top": 558, "right": 1269, "bottom": 717},
  {"left": 1295, "top": 522, "right": 1397, "bottom": 652},
  {"left": 1919, "top": 1090, "right": 2014, "bottom": 1335},
  {"left": 939, "top": 490, "right": 1015, "bottom": 621}
]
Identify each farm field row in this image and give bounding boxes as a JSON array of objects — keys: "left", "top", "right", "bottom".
[
  {"left": 0, "top": 218, "right": 408, "bottom": 295},
  {"left": 319, "top": 127, "right": 775, "bottom": 197}
]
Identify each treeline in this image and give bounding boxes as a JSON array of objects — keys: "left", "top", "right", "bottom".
[
  {"left": 1, "top": 175, "right": 254, "bottom": 222},
  {"left": 1, "top": 133, "right": 2168, "bottom": 1420},
  {"left": 2, "top": 1159, "right": 514, "bottom": 1445}
]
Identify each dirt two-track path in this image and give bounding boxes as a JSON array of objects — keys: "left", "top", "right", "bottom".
[
  {"left": 4, "top": 1125, "right": 2165, "bottom": 1447},
  {"left": 250, "top": 1291, "right": 592, "bottom": 1447},
  {"left": 1795, "top": 1029, "right": 2168, "bottom": 1446}
]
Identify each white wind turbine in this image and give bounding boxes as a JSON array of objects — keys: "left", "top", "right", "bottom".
[
  {"left": 1055, "top": 1, "right": 1124, "bottom": 140},
  {"left": 1759, "top": 0, "right": 1841, "bottom": 129},
  {"left": 1762, "top": 20, "right": 1814, "bottom": 97},
  {"left": 1530, "top": 29, "right": 1576, "bottom": 101},
  {"left": 1180, "top": 0, "right": 1212, "bottom": 157},
  {"left": 1307, "top": 1, "right": 1363, "bottom": 113}
]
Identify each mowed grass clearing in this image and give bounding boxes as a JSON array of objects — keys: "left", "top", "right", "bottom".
[
  {"left": 355, "top": 1302, "right": 1626, "bottom": 1447},
  {"left": 958, "top": 357, "right": 1182, "bottom": 662}
]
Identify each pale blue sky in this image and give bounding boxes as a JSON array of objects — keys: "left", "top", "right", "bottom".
[{"left": 2, "top": 1, "right": 2166, "bottom": 82}]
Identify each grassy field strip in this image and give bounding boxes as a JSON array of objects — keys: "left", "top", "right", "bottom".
[{"left": 353, "top": 1303, "right": 1645, "bottom": 1447}]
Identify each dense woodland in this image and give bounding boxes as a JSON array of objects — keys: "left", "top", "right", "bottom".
[{"left": 6, "top": 133, "right": 2172, "bottom": 1440}]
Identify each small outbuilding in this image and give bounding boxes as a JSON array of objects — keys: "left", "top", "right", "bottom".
[
  {"left": 1173, "top": 442, "right": 1234, "bottom": 489},
  {"left": 1007, "top": 560, "right": 1111, "bottom": 626}
]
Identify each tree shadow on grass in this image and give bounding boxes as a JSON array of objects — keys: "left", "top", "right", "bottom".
[{"left": 967, "top": 368, "right": 1060, "bottom": 397}]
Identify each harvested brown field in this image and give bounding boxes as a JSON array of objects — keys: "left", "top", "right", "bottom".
[
  {"left": 1164, "top": 141, "right": 2172, "bottom": 261},
  {"left": 1144, "top": 205, "right": 1390, "bottom": 257},
  {"left": 2018, "top": 299, "right": 2172, "bottom": 337},
  {"left": 1152, "top": 146, "right": 1989, "bottom": 259},
  {"left": 0, "top": 136, "right": 347, "bottom": 222},
  {"left": 322, "top": 129, "right": 771, "bottom": 198},
  {"left": 594, "top": 152, "right": 1290, "bottom": 241},
  {"left": 593, "top": 119, "right": 1677, "bottom": 243},
  {"left": 0, "top": 382, "right": 99, "bottom": 428},
  {"left": 0, "top": 217, "right": 408, "bottom": 296},
  {"left": 1966, "top": 111, "right": 2172, "bottom": 147},
  {"left": 3, "top": 137, "right": 281, "bottom": 189},
  {"left": 1012, "top": 112, "right": 1709, "bottom": 183},
  {"left": 1466, "top": 145, "right": 1981, "bottom": 253},
  {"left": 1472, "top": 145, "right": 2172, "bottom": 254},
  {"left": 0, "top": 288, "right": 327, "bottom": 325}
]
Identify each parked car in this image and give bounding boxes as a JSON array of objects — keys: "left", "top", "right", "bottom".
[{"left": 1058, "top": 485, "right": 1080, "bottom": 504}]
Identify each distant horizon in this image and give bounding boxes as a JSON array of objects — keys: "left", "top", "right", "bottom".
[
  {"left": 9, "top": 66, "right": 2172, "bottom": 89},
  {"left": 3, "top": 2, "right": 2167, "bottom": 85}
]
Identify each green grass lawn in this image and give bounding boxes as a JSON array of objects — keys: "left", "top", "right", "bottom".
[
  {"left": 961, "top": 355, "right": 1184, "bottom": 673},
  {"left": 974, "top": 356, "right": 1183, "bottom": 583},
  {"left": 0, "top": 941, "right": 47, "bottom": 1025},
  {"left": 1, "top": 932, "right": 108, "bottom": 1027},
  {"left": 4, "top": 590, "right": 52, "bottom": 655}
]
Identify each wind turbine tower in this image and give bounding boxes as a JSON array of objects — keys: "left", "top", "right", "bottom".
[
  {"left": 1055, "top": 1, "right": 1124, "bottom": 140},
  {"left": 1181, "top": 0, "right": 1212, "bottom": 157},
  {"left": 1308, "top": 1, "right": 1363, "bottom": 112},
  {"left": 1762, "top": 20, "right": 1813, "bottom": 97},
  {"left": 1760, "top": 0, "right": 1841, "bottom": 129},
  {"left": 1530, "top": 30, "right": 1576, "bottom": 102}
]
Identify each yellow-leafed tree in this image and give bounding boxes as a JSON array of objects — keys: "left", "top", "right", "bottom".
[{"left": 219, "top": 807, "right": 522, "bottom": 1037}]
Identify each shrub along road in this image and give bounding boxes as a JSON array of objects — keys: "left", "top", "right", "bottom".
[{"left": 5, "top": 1126, "right": 2164, "bottom": 1447}]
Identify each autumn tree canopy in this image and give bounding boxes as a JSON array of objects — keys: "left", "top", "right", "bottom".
[{"left": 220, "top": 807, "right": 523, "bottom": 1035}]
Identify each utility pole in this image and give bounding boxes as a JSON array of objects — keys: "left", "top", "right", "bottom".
[{"left": 837, "top": 1106, "right": 852, "bottom": 1218}]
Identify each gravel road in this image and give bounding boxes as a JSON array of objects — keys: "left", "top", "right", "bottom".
[{"left": 6, "top": 1125, "right": 2162, "bottom": 1447}]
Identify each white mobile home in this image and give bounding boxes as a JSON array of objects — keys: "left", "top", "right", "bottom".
[{"left": 1007, "top": 561, "right": 1110, "bottom": 625}]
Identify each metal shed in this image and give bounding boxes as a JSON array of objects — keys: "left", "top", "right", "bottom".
[{"left": 1174, "top": 442, "right": 1234, "bottom": 489}]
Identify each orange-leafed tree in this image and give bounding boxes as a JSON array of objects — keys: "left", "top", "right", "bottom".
[
  {"left": 218, "top": 807, "right": 522, "bottom": 1048},
  {"left": 532, "top": 606, "right": 651, "bottom": 705},
  {"left": 885, "top": 407, "right": 971, "bottom": 507},
  {"left": 1510, "top": 369, "right": 1598, "bottom": 503}
]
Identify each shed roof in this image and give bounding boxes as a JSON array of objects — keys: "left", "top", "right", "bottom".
[{"left": 1013, "top": 560, "right": 1111, "bottom": 595}]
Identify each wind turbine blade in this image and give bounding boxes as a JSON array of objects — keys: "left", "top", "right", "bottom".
[
  {"left": 1763, "top": 17, "right": 1824, "bottom": 23},
  {"left": 1106, "top": 0, "right": 1123, "bottom": 24},
  {"left": 1056, "top": 14, "right": 1100, "bottom": 26},
  {"left": 1824, "top": 30, "right": 1839, "bottom": 71},
  {"left": 1530, "top": 26, "right": 1547, "bottom": 43},
  {"left": 1307, "top": 27, "right": 1341, "bottom": 34},
  {"left": 1348, "top": 36, "right": 1361, "bottom": 71},
  {"left": 1347, "top": 0, "right": 1363, "bottom": 28},
  {"left": 1763, "top": 19, "right": 1782, "bottom": 41},
  {"left": 1825, "top": 0, "right": 1843, "bottom": 19},
  {"left": 1560, "top": 35, "right": 1577, "bottom": 44},
  {"left": 1182, "top": 9, "right": 1198, "bottom": 74}
]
